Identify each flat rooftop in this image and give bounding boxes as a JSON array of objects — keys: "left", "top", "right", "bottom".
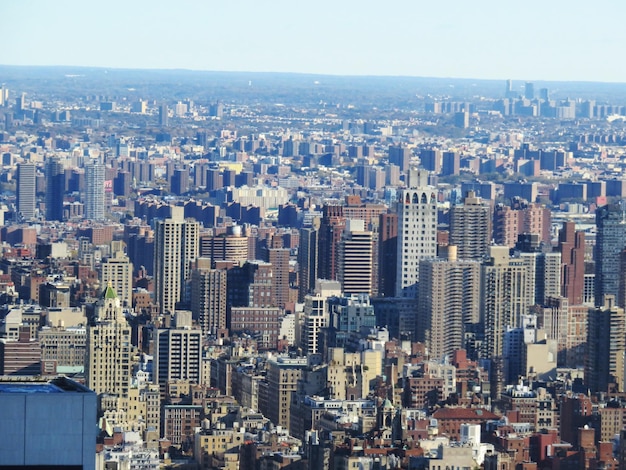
[{"left": 0, "top": 376, "right": 94, "bottom": 393}]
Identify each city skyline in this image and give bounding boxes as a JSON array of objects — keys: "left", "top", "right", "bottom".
[{"left": 3, "top": 0, "right": 626, "bottom": 83}]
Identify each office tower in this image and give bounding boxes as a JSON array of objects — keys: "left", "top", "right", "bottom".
[
  {"left": 84, "top": 160, "right": 105, "bottom": 220},
  {"left": 418, "top": 247, "right": 481, "bottom": 360},
  {"left": 85, "top": 285, "right": 132, "bottom": 399},
  {"left": 159, "top": 103, "right": 169, "bottom": 126},
  {"left": 0, "top": 376, "right": 97, "bottom": 470},
  {"left": 481, "top": 246, "right": 536, "bottom": 392},
  {"left": 318, "top": 205, "right": 346, "bottom": 281},
  {"left": 298, "top": 226, "right": 319, "bottom": 302},
  {"left": 595, "top": 203, "right": 626, "bottom": 305},
  {"left": 268, "top": 247, "right": 290, "bottom": 309},
  {"left": 44, "top": 157, "right": 65, "bottom": 221},
  {"left": 558, "top": 222, "right": 585, "bottom": 305},
  {"left": 191, "top": 258, "right": 227, "bottom": 335},
  {"left": 154, "top": 328, "right": 202, "bottom": 393},
  {"left": 100, "top": 251, "right": 133, "bottom": 308},
  {"left": 449, "top": 191, "right": 491, "bottom": 261},
  {"left": 154, "top": 208, "right": 199, "bottom": 314},
  {"left": 378, "top": 213, "right": 398, "bottom": 297},
  {"left": 505, "top": 79, "right": 513, "bottom": 98},
  {"left": 16, "top": 162, "right": 36, "bottom": 220},
  {"left": 586, "top": 296, "right": 626, "bottom": 393},
  {"left": 525, "top": 82, "right": 535, "bottom": 100},
  {"left": 337, "top": 219, "right": 374, "bottom": 295},
  {"left": 395, "top": 168, "right": 437, "bottom": 298}
]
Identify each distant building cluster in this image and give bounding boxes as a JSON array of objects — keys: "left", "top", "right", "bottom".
[{"left": 2, "top": 73, "right": 626, "bottom": 468}]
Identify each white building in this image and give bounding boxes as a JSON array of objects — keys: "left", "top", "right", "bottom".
[{"left": 395, "top": 168, "right": 438, "bottom": 298}]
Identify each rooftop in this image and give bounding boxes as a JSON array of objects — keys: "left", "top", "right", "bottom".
[{"left": 0, "top": 376, "right": 94, "bottom": 394}]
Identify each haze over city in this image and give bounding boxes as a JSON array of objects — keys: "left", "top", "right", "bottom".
[{"left": 3, "top": 0, "right": 626, "bottom": 82}]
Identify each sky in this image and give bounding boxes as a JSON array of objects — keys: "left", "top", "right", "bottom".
[{"left": 1, "top": 0, "right": 625, "bottom": 83}]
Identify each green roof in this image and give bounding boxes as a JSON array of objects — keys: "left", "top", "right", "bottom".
[{"left": 103, "top": 283, "right": 117, "bottom": 299}]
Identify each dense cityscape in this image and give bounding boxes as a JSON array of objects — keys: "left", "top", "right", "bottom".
[{"left": 2, "top": 65, "right": 626, "bottom": 469}]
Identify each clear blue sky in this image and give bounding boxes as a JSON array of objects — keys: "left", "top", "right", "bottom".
[{"left": 1, "top": 0, "right": 624, "bottom": 82}]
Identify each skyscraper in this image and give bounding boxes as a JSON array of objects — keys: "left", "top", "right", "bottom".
[
  {"left": 16, "top": 162, "right": 36, "bottom": 220},
  {"left": 595, "top": 203, "right": 626, "bottom": 305},
  {"left": 378, "top": 213, "right": 398, "bottom": 298},
  {"left": 191, "top": 258, "right": 227, "bottom": 335},
  {"left": 395, "top": 168, "right": 437, "bottom": 298},
  {"left": 418, "top": 247, "right": 481, "bottom": 360},
  {"left": 318, "top": 205, "right": 346, "bottom": 281},
  {"left": 84, "top": 160, "right": 105, "bottom": 220},
  {"left": 337, "top": 219, "right": 374, "bottom": 296},
  {"left": 154, "top": 208, "right": 199, "bottom": 315},
  {"left": 44, "top": 157, "right": 65, "bottom": 221},
  {"left": 449, "top": 191, "right": 492, "bottom": 261},
  {"left": 586, "top": 295, "right": 626, "bottom": 393},
  {"left": 558, "top": 221, "right": 585, "bottom": 306},
  {"left": 298, "top": 225, "right": 319, "bottom": 302},
  {"left": 85, "top": 285, "right": 132, "bottom": 400},
  {"left": 159, "top": 103, "right": 169, "bottom": 127}
]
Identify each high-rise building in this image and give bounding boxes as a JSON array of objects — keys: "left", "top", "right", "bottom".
[
  {"left": 418, "top": 247, "right": 481, "bottom": 360},
  {"left": 268, "top": 247, "right": 290, "bottom": 309},
  {"left": 154, "top": 328, "right": 202, "bottom": 394},
  {"left": 191, "top": 258, "right": 227, "bottom": 335},
  {"left": 378, "top": 213, "right": 398, "bottom": 298},
  {"left": 44, "top": 157, "right": 65, "bottom": 221},
  {"left": 586, "top": 295, "right": 626, "bottom": 393},
  {"left": 395, "top": 168, "right": 437, "bottom": 298},
  {"left": 154, "top": 208, "right": 199, "bottom": 314},
  {"left": 16, "top": 162, "right": 36, "bottom": 220},
  {"left": 159, "top": 103, "right": 169, "bottom": 127},
  {"left": 318, "top": 205, "right": 346, "bottom": 281},
  {"left": 100, "top": 251, "right": 133, "bottom": 308},
  {"left": 84, "top": 160, "right": 105, "bottom": 220},
  {"left": 337, "top": 219, "right": 374, "bottom": 296},
  {"left": 85, "top": 285, "right": 132, "bottom": 399},
  {"left": 298, "top": 225, "right": 319, "bottom": 302},
  {"left": 558, "top": 222, "right": 586, "bottom": 306},
  {"left": 595, "top": 203, "right": 626, "bottom": 305},
  {"left": 481, "top": 246, "right": 536, "bottom": 393},
  {"left": 449, "top": 191, "right": 492, "bottom": 261},
  {"left": 525, "top": 82, "right": 535, "bottom": 100}
]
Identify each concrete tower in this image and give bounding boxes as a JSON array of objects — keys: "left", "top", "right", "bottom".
[
  {"left": 395, "top": 168, "right": 437, "bottom": 298},
  {"left": 191, "top": 257, "right": 227, "bottom": 335},
  {"left": 154, "top": 208, "right": 199, "bottom": 315},
  {"left": 85, "top": 285, "right": 132, "bottom": 399},
  {"left": 449, "top": 191, "right": 492, "bottom": 261},
  {"left": 44, "top": 157, "right": 65, "bottom": 221},
  {"left": 84, "top": 160, "right": 105, "bottom": 220},
  {"left": 16, "top": 162, "right": 36, "bottom": 220}
]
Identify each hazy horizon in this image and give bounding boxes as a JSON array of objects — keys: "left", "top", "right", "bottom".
[{"left": 2, "top": 0, "right": 625, "bottom": 84}]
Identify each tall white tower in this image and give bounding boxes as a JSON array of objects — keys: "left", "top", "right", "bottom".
[
  {"left": 395, "top": 168, "right": 438, "bottom": 298},
  {"left": 154, "top": 207, "right": 199, "bottom": 315},
  {"left": 84, "top": 160, "right": 105, "bottom": 220}
]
